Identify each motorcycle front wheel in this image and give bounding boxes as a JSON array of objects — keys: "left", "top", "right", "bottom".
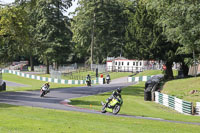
[
  {"left": 40, "top": 91, "right": 45, "bottom": 97},
  {"left": 113, "top": 104, "right": 121, "bottom": 115}
]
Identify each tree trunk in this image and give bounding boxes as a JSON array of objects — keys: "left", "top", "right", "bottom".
[
  {"left": 181, "top": 61, "right": 189, "bottom": 77},
  {"left": 55, "top": 62, "right": 59, "bottom": 71},
  {"left": 164, "top": 62, "right": 174, "bottom": 80},
  {"left": 90, "top": 0, "right": 97, "bottom": 70},
  {"left": 46, "top": 58, "right": 50, "bottom": 74},
  {"left": 90, "top": 13, "right": 95, "bottom": 70},
  {"left": 30, "top": 55, "right": 34, "bottom": 71}
]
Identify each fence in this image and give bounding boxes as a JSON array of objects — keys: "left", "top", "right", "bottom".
[
  {"left": 128, "top": 76, "right": 154, "bottom": 82},
  {"left": 195, "top": 102, "right": 200, "bottom": 115},
  {"left": 34, "top": 65, "right": 77, "bottom": 73},
  {"left": 155, "top": 91, "right": 193, "bottom": 115},
  {"left": 2, "top": 69, "right": 99, "bottom": 85},
  {"left": 107, "top": 66, "right": 144, "bottom": 72}
]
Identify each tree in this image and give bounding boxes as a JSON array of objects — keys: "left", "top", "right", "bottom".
[
  {"left": 14, "top": 0, "right": 38, "bottom": 71},
  {"left": 0, "top": 6, "right": 29, "bottom": 63},
  {"left": 125, "top": 0, "right": 180, "bottom": 79},
  {"left": 71, "top": 0, "right": 129, "bottom": 66},
  {"left": 148, "top": 0, "right": 200, "bottom": 76},
  {"left": 34, "top": 0, "right": 73, "bottom": 73}
]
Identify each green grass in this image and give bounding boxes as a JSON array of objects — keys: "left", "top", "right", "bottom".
[
  {"left": 0, "top": 103, "right": 200, "bottom": 133},
  {"left": 36, "top": 71, "right": 132, "bottom": 80},
  {"left": 162, "top": 76, "right": 200, "bottom": 104},
  {"left": 69, "top": 82, "right": 200, "bottom": 123},
  {"left": 2, "top": 69, "right": 200, "bottom": 132},
  {"left": 2, "top": 73, "right": 82, "bottom": 91},
  {"left": 107, "top": 72, "right": 132, "bottom": 79},
  {"left": 135, "top": 69, "right": 178, "bottom": 77},
  {"left": 135, "top": 70, "right": 163, "bottom": 76}
]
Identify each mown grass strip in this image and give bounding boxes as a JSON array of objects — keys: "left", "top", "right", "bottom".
[{"left": 0, "top": 103, "right": 200, "bottom": 133}]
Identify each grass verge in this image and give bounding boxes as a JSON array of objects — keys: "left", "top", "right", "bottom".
[
  {"left": 69, "top": 82, "right": 200, "bottom": 123},
  {"left": 162, "top": 76, "right": 200, "bottom": 104},
  {"left": 135, "top": 69, "right": 178, "bottom": 77},
  {"left": 2, "top": 73, "right": 82, "bottom": 91},
  {"left": 0, "top": 103, "right": 200, "bottom": 133}
]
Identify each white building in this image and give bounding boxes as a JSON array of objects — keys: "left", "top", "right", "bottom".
[{"left": 106, "top": 57, "right": 161, "bottom": 72}]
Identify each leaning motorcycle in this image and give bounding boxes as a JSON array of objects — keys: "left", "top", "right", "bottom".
[
  {"left": 101, "top": 97, "right": 123, "bottom": 115},
  {"left": 40, "top": 86, "right": 50, "bottom": 97}
]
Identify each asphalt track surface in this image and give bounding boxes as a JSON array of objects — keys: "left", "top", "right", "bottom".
[{"left": 1, "top": 77, "right": 200, "bottom": 126}]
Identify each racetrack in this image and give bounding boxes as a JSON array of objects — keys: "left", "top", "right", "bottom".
[
  {"left": 0, "top": 77, "right": 134, "bottom": 112},
  {"left": 1, "top": 77, "right": 200, "bottom": 126}
]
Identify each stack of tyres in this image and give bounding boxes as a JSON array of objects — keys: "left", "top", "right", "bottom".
[
  {"left": 0, "top": 81, "right": 6, "bottom": 91},
  {"left": 144, "top": 87, "right": 152, "bottom": 101},
  {"left": 144, "top": 74, "right": 164, "bottom": 101}
]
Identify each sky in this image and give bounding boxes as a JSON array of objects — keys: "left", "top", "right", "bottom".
[{"left": 0, "top": 0, "right": 78, "bottom": 17}]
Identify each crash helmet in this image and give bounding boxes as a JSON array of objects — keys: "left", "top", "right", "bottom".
[{"left": 116, "top": 88, "right": 122, "bottom": 93}]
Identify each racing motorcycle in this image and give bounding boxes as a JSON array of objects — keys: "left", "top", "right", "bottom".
[
  {"left": 106, "top": 78, "right": 110, "bottom": 84},
  {"left": 101, "top": 97, "right": 123, "bottom": 115},
  {"left": 86, "top": 79, "right": 91, "bottom": 87},
  {"left": 40, "top": 86, "right": 50, "bottom": 97}
]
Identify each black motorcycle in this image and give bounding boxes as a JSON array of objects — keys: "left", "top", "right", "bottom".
[
  {"left": 106, "top": 79, "right": 110, "bottom": 84},
  {"left": 86, "top": 80, "right": 91, "bottom": 86}
]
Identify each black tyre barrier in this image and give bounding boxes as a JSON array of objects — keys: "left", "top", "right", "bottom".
[
  {"left": 144, "top": 91, "right": 151, "bottom": 101},
  {"left": 0, "top": 81, "right": 6, "bottom": 91},
  {"left": 144, "top": 74, "right": 164, "bottom": 101}
]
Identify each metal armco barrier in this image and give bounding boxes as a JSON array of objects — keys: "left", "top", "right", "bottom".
[
  {"left": 155, "top": 91, "right": 193, "bottom": 115},
  {"left": 2, "top": 69, "right": 99, "bottom": 85}
]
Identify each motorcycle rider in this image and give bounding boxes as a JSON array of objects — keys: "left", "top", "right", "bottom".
[
  {"left": 106, "top": 74, "right": 111, "bottom": 84},
  {"left": 86, "top": 74, "right": 91, "bottom": 86},
  {"left": 41, "top": 82, "right": 50, "bottom": 93},
  {"left": 105, "top": 88, "right": 122, "bottom": 107}
]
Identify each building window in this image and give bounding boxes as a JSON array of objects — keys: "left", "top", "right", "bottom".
[
  {"left": 127, "top": 62, "right": 129, "bottom": 66},
  {"left": 140, "top": 62, "right": 142, "bottom": 66},
  {"left": 133, "top": 62, "right": 135, "bottom": 66},
  {"left": 115, "top": 62, "right": 117, "bottom": 65},
  {"left": 122, "top": 62, "right": 124, "bottom": 66},
  {"left": 136, "top": 62, "right": 138, "bottom": 66}
]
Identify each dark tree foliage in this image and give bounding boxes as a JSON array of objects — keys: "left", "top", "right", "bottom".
[
  {"left": 71, "top": 0, "right": 129, "bottom": 64},
  {"left": 125, "top": 0, "right": 181, "bottom": 79}
]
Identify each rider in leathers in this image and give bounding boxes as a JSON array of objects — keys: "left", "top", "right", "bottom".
[{"left": 105, "top": 88, "right": 122, "bottom": 107}]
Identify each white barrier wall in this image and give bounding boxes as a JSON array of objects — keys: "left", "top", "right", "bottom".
[
  {"left": 2, "top": 69, "right": 99, "bottom": 85},
  {"left": 155, "top": 91, "right": 193, "bottom": 115}
]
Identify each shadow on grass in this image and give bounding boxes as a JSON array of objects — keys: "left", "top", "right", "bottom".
[
  {"left": 122, "top": 86, "right": 144, "bottom": 97},
  {"left": 0, "top": 103, "right": 18, "bottom": 108},
  {"left": 70, "top": 100, "right": 101, "bottom": 106}
]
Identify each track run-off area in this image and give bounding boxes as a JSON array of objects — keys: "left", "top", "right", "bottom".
[{"left": 0, "top": 77, "right": 200, "bottom": 126}]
